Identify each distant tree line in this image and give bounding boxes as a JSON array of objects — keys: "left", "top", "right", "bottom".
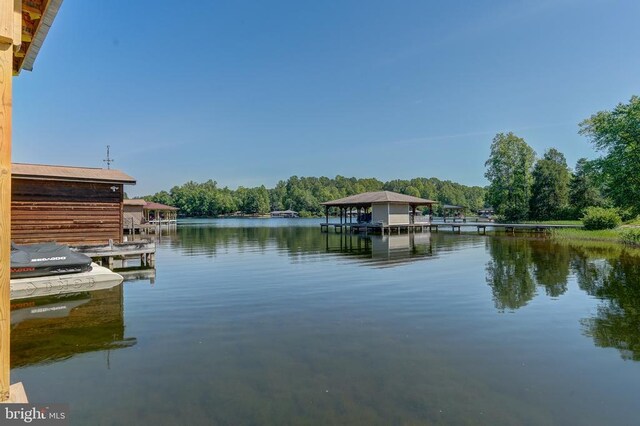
[
  {"left": 141, "top": 176, "right": 486, "bottom": 218},
  {"left": 143, "top": 95, "right": 640, "bottom": 222},
  {"left": 485, "top": 96, "right": 640, "bottom": 222}
]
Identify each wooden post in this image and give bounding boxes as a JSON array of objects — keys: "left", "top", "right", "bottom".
[
  {"left": 325, "top": 206, "right": 328, "bottom": 224},
  {"left": 0, "top": 0, "right": 19, "bottom": 402},
  {"left": 0, "top": 41, "right": 11, "bottom": 403}
]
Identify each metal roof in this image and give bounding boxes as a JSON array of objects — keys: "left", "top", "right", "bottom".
[
  {"left": 12, "top": 163, "right": 136, "bottom": 184},
  {"left": 321, "top": 191, "right": 437, "bottom": 207}
]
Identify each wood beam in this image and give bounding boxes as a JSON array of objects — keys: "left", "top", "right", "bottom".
[
  {"left": 0, "top": 0, "right": 11, "bottom": 44},
  {"left": 0, "top": 33, "right": 12, "bottom": 404},
  {"left": 0, "top": 0, "right": 20, "bottom": 402},
  {"left": 12, "top": 0, "right": 21, "bottom": 48}
]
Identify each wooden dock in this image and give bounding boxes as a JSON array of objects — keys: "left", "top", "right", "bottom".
[
  {"left": 320, "top": 222, "right": 582, "bottom": 235},
  {"left": 71, "top": 240, "right": 156, "bottom": 269}
]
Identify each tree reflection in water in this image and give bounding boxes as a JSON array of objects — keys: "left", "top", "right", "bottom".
[
  {"left": 485, "top": 237, "right": 536, "bottom": 311},
  {"left": 577, "top": 252, "right": 640, "bottom": 361},
  {"left": 485, "top": 237, "right": 640, "bottom": 361}
]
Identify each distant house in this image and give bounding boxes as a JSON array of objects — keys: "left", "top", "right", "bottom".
[
  {"left": 11, "top": 163, "right": 136, "bottom": 245},
  {"left": 321, "top": 191, "right": 437, "bottom": 225},
  {"left": 270, "top": 210, "right": 299, "bottom": 218}
]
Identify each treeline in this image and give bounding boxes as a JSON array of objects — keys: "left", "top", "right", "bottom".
[
  {"left": 485, "top": 95, "right": 640, "bottom": 222},
  {"left": 141, "top": 176, "right": 486, "bottom": 217}
]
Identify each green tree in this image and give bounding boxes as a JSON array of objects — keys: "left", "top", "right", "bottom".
[
  {"left": 484, "top": 132, "right": 536, "bottom": 221},
  {"left": 529, "top": 148, "right": 571, "bottom": 220},
  {"left": 569, "top": 158, "right": 606, "bottom": 215},
  {"left": 150, "top": 190, "right": 173, "bottom": 206},
  {"left": 243, "top": 186, "right": 270, "bottom": 214},
  {"left": 579, "top": 96, "right": 640, "bottom": 216}
]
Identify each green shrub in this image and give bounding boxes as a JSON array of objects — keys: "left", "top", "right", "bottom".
[
  {"left": 620, "top": 228, "right": 640, "bottom": 246},
  {"left": 581, "top": 207, "right": 621, "bottom": 230},
  {"left": 617, "top": 208, "right": 637, "bottom": 222}
]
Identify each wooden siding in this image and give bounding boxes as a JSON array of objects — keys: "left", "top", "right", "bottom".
[
  {"left": 123, "top": 205, "right": 144, "bottom": 227},
  {"left": 11, "top": 179, "right": 123, "bottom": 245}
]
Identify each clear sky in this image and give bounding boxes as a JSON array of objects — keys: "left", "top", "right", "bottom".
[{"left": 12, "top": 0, "right": 640, "bottom": 196}]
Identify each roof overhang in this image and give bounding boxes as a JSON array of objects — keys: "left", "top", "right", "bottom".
[
  {"left": 322, "top": 191, "right": 438, "bottom": 208},
  {"left": 12, "top": 163, "right": 137, "bottom": 185},
  {"left": 13, "top": 0, "right": 65, "bottom": 75}
]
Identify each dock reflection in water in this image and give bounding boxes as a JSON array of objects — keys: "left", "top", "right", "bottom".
[
  {"left": 324, "top": 233, "right": 435, "bottom": 268},
  {"left": 10, "top": 285, "right": 137, "bottom": 368}
]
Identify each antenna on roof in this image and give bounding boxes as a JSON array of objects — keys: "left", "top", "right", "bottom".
[{"left": 103, "top": 145, "right": 115, "bottom": 169}]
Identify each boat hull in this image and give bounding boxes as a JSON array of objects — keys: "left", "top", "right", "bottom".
[{"left": 10, "top": 263, "right": 124, "bottom": 300}]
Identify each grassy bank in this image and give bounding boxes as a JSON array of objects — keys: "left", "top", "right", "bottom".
[
  {"left": 550, "top": 227, "right": 621, "bottom": 243},
  {"left": 550, "top": 225, "right": 640, "bottom": 247}
]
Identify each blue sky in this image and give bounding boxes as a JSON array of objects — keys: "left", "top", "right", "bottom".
[{"left": 12, "top": 0, "right": 640, "bottom": 196}]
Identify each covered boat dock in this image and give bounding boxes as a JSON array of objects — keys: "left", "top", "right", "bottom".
[{"left": 320, "top": 191, "right": 438, "bottom": 235}]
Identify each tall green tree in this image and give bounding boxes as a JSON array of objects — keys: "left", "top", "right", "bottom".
[
  {"left": 243, "top": 186, "right": 271, "bottom": 214},
  {"left": 529, "top": 148, "right": 571, "bottom": 220},
  {"left": 579, "top": 96, "right": 640, "bottom": 216},
  {"left": 569, "top": 158, "right": 606, "bottom": 215},
  {"left": 484, "top": 132, "right": 536, "bottom": 221}
]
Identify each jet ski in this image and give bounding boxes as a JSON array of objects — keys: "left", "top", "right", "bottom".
[{"left": 10, "top": 242, "right": 93, "bottom": 279}]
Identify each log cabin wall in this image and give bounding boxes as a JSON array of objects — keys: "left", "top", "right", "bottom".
[{"left": 11, "top": 178, "right": 124, "bottom": 245}]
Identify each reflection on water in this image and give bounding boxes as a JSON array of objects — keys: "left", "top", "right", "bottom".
[
  {"left": 9, "top": 220, "right": 640, "bottom": 425},
  {"left": 170, "top": 224, "right": 484, "bottom": 268},
  {"left": 485, "top": 236, "right": 640, "bottom": 361},
  {"left": 10, "top": 285, "right": 136, "bottom": 368},
  {"left": 576, "top": 252, "right": 640, "bottom": 361}
]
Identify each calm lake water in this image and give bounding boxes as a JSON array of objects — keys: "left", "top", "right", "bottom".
[{"left": 10, "top": 219, "right": 640, "bottom": 425}]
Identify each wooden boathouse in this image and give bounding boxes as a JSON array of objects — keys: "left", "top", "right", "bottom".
[
  {"left": 123, "top": 199, "right": 179, "bottom": 233},
  {"left": 144, "top": 201, "right": 179, "bottom": 225},
  {"left": 11, "top": 163, "right": 136, "bottom": 245},
  {"left": 321, "top": 191, "right": 438, "bottom": 234}
]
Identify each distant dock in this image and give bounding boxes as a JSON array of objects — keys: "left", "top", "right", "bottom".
[{"left": 320, "top": 221, "right": 582, "bottom": 235}]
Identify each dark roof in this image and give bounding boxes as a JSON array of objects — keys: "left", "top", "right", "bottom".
[
  {"left": 443, "top": 204, "right": 465, "bottom": 210},
  {"left": 322, "top": 191, "right": 437, "bottom": 207},
  {"left": 12, "top": 163, "right": 136, "bottom": 185},
  {"left": 144, "top": 201, "right": 179, "bottom": 211}
]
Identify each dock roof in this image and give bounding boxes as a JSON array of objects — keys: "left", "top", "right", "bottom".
[
  {"left": 123, "top": 199, "right": 179, "bottom": 211},
  {"left": 322, "top": 191, "right": 437, "bottom": 207},
  {"left": 12, "top": 163, "right": 136, "bottom": 184},
  {"left": 123, "top": 199, "right": 147, "bottom": 206},
  {"left": 144, "top": 201, "right": 179, "bottom": 211}
]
